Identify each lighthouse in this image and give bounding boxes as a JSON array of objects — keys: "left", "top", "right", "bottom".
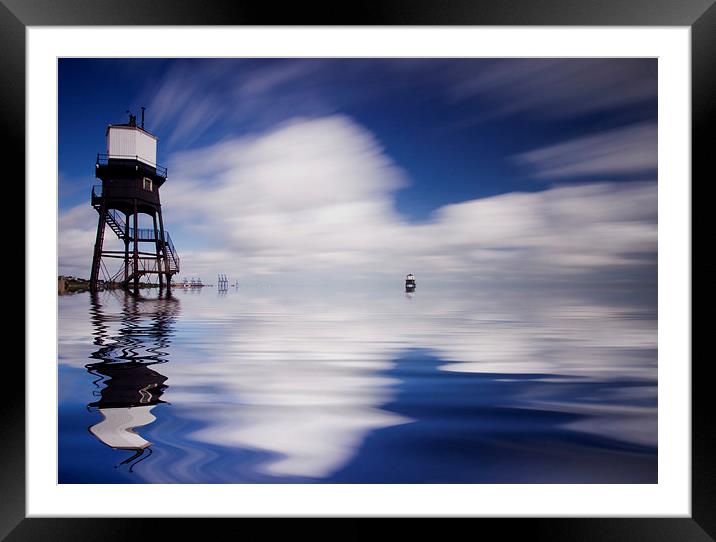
[{"left": 89, "top": 110, "right": 180, "bottom": 293}]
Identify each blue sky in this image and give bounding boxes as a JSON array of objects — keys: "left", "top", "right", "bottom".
[{"left": 58, "top": 58, "right": 657, "bottom": 284}]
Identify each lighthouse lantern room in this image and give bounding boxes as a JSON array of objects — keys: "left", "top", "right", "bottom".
[{"left": 106, "top": 123, "right": 157, "bottom": 166}]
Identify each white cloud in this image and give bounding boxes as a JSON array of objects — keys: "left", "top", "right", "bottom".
[
  {"left": 58, "top": 204, "right": 100, "bottom": 278},
  {"left": 515, "top": 122, "right": 657, "bottom": 179}
]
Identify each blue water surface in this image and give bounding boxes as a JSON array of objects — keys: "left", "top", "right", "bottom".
[{"left": 58, "top": 286, "right": 657, "bottom": 483}]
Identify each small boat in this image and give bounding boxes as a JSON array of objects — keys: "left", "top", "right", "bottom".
[{"left": 405, "top": 273, "right": 416, "bottom": 291}]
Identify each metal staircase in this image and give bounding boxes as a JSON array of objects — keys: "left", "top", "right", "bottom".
[{"left": 104, "top": 209, "right": 126, "bottom": 239}]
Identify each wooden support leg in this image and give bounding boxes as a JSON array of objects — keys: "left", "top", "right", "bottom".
[
  {"left": 153, "top": 212, "right": 164, "bottom": 289},
  {"left": 133, "top": 200, "right": 139, "bottom": 294},
  {"left": 124, "top": 212, "right": 130, "bottom": 286},
  {"left": 90, "top": 204, "right": 106, "bottom": 293}
]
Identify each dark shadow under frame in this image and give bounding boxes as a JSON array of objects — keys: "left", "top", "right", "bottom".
[{"left": 5, "top": 0, "right": 710, "bottom": 539}]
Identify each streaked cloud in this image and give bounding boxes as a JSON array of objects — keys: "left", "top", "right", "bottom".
[
  {"left": 515, "top": 122, "right": 657, "bottom": 179},
  {"left": 145, "top": 60, "right": 330, "bottom": 148},
  {"left": 445, "top": 58, "right": 657, "bottom": 119}
]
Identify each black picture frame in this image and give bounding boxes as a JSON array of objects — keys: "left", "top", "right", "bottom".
[{"left": 7, "top": 0, "right": 708, "bottom": 539}]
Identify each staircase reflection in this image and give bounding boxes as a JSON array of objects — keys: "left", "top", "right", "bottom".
[{"left": 86, "top": 291, "right": 178, "bottom": 471}]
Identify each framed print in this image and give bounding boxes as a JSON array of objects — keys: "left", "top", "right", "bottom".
[{"left": 8, "top": 0, "right": 709, "bottom": 539}]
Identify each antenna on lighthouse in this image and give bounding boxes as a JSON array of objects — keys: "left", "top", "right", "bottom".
[
  {"left": 125, "top": 109, "right": 137, "bottom": 127},
  {"left": 141, "top": 107, "right": 145, "bottom": 129}
]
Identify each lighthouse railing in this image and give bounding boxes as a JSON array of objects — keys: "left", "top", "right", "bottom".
[
  {"left": 96, "top": 153, "right": 168, "bottom": 178},
  {"left": 127, "top": 227, "right": 163, "bottom": 241}
]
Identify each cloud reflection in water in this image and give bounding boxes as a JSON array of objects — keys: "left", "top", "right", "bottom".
[{"left": 58, "top": 284, "right": 656, "bottom": 483}]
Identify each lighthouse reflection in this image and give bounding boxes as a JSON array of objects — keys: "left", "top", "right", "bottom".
[{"left": 86, "top": 292, "right": 178, "bottom": 470}]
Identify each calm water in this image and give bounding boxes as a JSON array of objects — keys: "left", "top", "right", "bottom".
[{"left": 58, "top": 285, "right": 657, "bottom": 483}]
